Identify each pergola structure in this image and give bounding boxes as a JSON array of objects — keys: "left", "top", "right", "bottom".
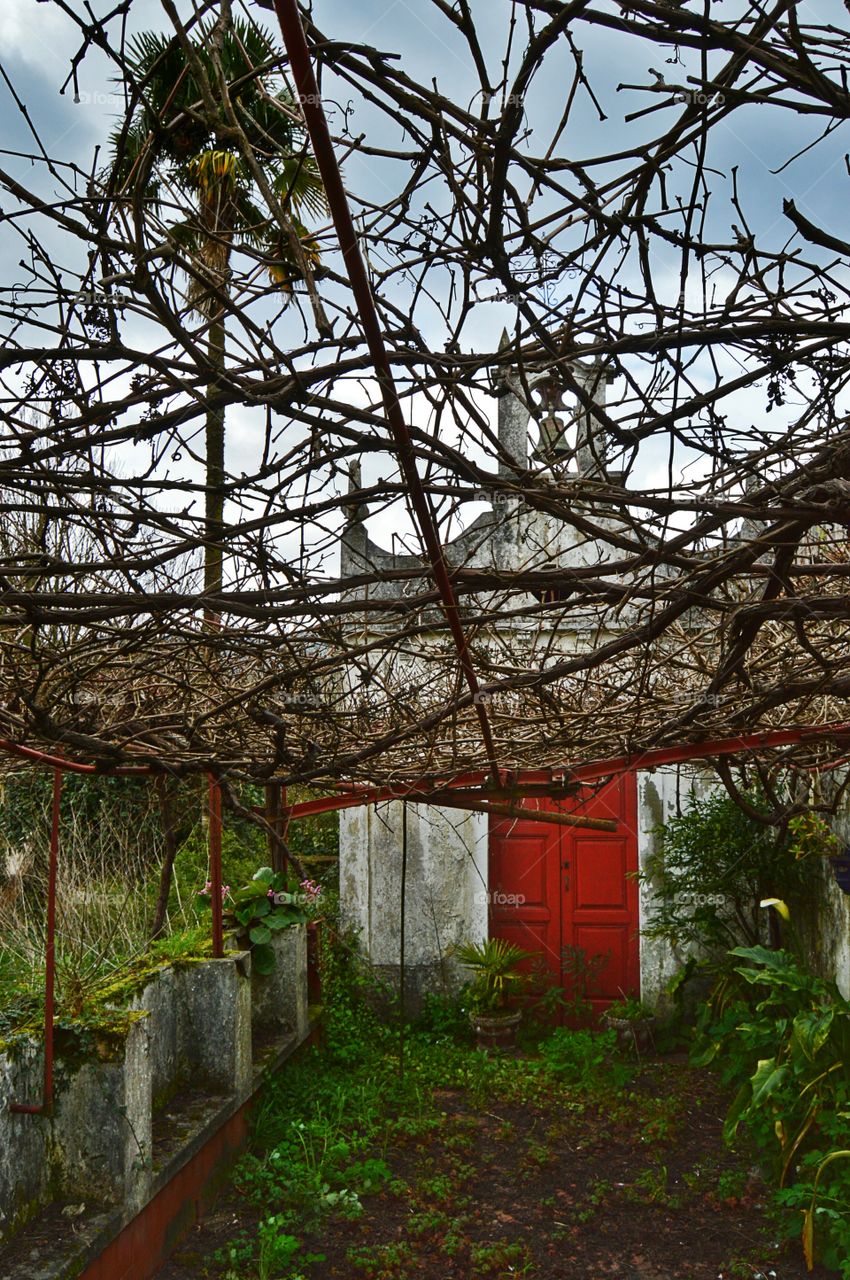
[{"left": 4, "top": 0, "right": 850, "bottom": 1105}]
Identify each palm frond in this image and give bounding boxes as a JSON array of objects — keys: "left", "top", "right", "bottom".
[{"left": 273, "top": 154, "right": 327, "bottom": 220}]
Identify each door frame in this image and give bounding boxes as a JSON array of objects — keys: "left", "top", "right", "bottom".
[{"left": 488, "top": 772, "right": 640, "bottom": 1009}]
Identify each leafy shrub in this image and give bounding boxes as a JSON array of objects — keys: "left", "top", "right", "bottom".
[
  {"left": 528, "top": 945, "right": 609, "bottom": 1028},
  {"left": 694, "top": 943, "right": 850, "bottom": 1271},
  {"left": 539, "top": 1027, "right": 631, "bottom": 1089},
  {"left": 414, "top": 991, "right": 473, "bottom": 1041},
  {"left": 215, "top": 866, "right": 308, "bottom": 974},
  {"left": 641, "top": 789, "right": 813, "bottom": 952},
  {"left": 452, "top": 938, "right": 533, "bottom": 1012},
  {"left": 318, "top": 914, "right": 390, "bottom": 1065}
]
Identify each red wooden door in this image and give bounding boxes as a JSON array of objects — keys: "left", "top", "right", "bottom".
[{"left": 489, "top": 774, "right": 639, "bottom": 1014}]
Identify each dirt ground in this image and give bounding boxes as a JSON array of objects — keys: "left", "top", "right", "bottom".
[{"left": 156, "top": 1053, "right": 834, "bottom": 1280}]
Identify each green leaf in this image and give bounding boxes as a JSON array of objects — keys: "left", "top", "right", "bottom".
[
  {"left": 729, "top": 945, "right": 791, "bottom": 970},
  {"left": 750, "top": 1057, "right": 789, "bottom": 1107},
  {"left": 249, "top": 924, "right": 272, "bottom": 945},
  {"left": 252, "top": 944, "right": 275, "bottom": 976},
  {"left": 231, "top": 884, "right": 263, "bottom": 903},
  {"left": 722, "top": 1082, "right": 752, "bottom": 1143},
  {"left": 252, "top": 867, "right": 275, "bottom": 884},
  {"left": 253, "top": 897, "right": 271, "bottom": 918},
  {"left": 690, "top": 1040, "right": 720, "bottom": 1067},
  {"left": 265, "top": 912, "right": 293, "bottom": 931},
  {"left": 793, "top": 1009, "right": 834, "bottom": 1061}
]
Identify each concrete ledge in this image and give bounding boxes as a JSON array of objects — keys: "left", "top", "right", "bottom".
[
  {"left": 0, "top": 1023, "right": 319, "bottom": 1280},
  {"left": 0, "top": 923, "right": 311, "bottom": 1276}
]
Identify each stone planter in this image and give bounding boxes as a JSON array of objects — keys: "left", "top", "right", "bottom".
[
  {"left": 0, "top": 935, "right": 313, "bottom": 1250},
  {"left": 602, "top": 1013, "right": 655, "bottom": 1053},
  {"left": 250, "top": 923, "right": 308, "bottom": 1043},
  {"left": 469, "top": 1010, "right": 522, "bottom": 1051}
]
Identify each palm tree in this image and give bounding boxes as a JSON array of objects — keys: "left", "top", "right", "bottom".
[{"left": 110, "top": 16, "right": 327, "bottom": 604}]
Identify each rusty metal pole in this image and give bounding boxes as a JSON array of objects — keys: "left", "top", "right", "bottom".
[
  {"left": 208, "top": 775, "right": 224, "bottom": 957},
  {"left": 10, "top": 768, "right": 61, "bottom": 1115}
]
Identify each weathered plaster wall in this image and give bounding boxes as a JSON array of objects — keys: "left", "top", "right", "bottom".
[
  {"left": 794, "top": 782, "right": 850, "bottom": 998},
  {"left": 636, "top": 765, "right": 716, "bottom": 1006},
  {"left": 340, "top": 801, "right": 488, "bottom": 1008},
  {"left": 0, "top": 1016, "right": 152, "bottom": 1240}
]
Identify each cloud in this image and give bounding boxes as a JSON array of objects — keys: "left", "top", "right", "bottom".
[{"left": 0, "top": 1, "right": 78, "bottom": 75}]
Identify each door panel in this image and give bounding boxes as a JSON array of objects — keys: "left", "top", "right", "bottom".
[
  {"left": 489, "top": 776, "right": 639, "bottom": 1012},
  {"left": 490, "top": 816, "right": 561, "bottom": 977}
]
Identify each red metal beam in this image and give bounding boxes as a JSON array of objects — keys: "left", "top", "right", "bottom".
[
  {"left": 568, "top": 722, "right": 850, "bottom": 783},
  {"left": 283, "top": 721, "right": 850, "bottom": 820},
  {"left": 0, "top": 738, "right": 152, "bottom": 775},
  {"left": 271, "top": 0, "right": 499, "bottom": 781}
]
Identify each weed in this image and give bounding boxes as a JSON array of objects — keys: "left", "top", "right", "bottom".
[
  {"left": 575, "top": 1176, "right": 612, "bottom": 1223},
  {"left": 470, "top": 1237, "right": 535, "bottom": 1276},
  {"left": 347, "top": 1240, "right": 417, "bottom": 1277}
]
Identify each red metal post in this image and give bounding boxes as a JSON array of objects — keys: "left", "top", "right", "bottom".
[
  {"left": 10, "top": 768, "right": 61, "bottom": 1115},
  {"left": 208, "top": 775, "right": 224, "bottom": 958}
]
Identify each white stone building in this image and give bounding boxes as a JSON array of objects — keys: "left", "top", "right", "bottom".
[{"left": 336, "top": 356, "right": 850, "bottom": 1010}]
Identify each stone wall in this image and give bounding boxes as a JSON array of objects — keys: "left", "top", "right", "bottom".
[
  {"left": 340, "top": 801, "right": 488, "bottom": 1010},
  {"left": 636, "top": 765, "right": 716, "bottom": 1006},
  {"left": 0, "top": 924, "right": 309, "bottom": 1247}
]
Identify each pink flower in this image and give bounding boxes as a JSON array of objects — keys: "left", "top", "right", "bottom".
[{"left": 197, "top": 880, "right": 229, "bottom": 899}]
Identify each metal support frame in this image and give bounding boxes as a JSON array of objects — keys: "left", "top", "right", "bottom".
[
  {"left": 5, "top": 717, "right": 850, "bottom": 1115},
  {"left": 264, "top": 780, "right": 289, "bottom": 874}
]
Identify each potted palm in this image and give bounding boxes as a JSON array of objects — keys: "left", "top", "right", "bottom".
[{"left": 453, "top": 938, "right": 533, "bottom": 1050}]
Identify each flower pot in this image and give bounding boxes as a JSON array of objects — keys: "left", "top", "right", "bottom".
[
  {"left": 602, "top": 1014, "right": 655, "bottom": 1053},
  {"left": 469, "top": 1009, "right": 522, "bottom": 1051}
]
